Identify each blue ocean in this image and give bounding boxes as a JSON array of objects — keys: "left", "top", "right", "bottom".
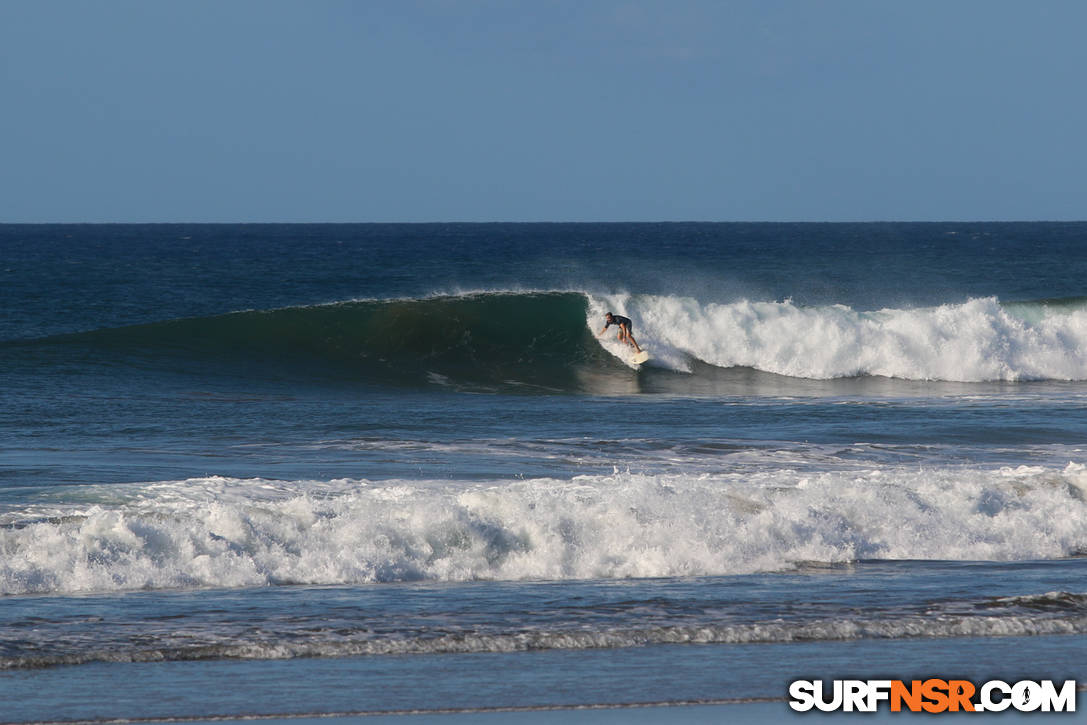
[{"left": 1, "top": 223, "right": 1085, "bottom": 723}]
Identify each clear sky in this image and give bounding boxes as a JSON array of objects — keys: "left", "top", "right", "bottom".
[{"left": 2, "top": 0, "right": 1085, "bottom": 222}]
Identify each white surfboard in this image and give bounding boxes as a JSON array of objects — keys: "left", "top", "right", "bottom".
[{"left": 631, "top": 350, "right": 650, "bottom": 365}]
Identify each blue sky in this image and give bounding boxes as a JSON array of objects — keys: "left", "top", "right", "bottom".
[{"left": 2, "top": 0, "right": 1084, "bottom": 222}]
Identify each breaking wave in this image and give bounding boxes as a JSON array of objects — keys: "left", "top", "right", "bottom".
[
  {"left": 3, "top": 463, "right": 1086, "bottom": 596},
  {"left": 6, "top": 611, "right": 1086, "bottom": 669},
  {"left": 590, "top": 293, "right": 1087, "bottom": 382},
  {"left": 10, "top": 291, "right": 1087, "bottom": 389}
]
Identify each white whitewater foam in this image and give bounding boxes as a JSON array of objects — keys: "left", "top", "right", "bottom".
[
  {"left": 2, "top": 464, "right": 1086, "bottom": 595},
  {"left": 586, "top": 294, "right": 1087, "bottom": 381}
]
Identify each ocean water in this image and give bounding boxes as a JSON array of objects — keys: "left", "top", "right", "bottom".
[{"left": 1, "top": 222, "right": 1085, "bottom": 722}]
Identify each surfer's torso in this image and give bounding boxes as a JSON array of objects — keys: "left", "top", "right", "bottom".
[{"left": 605, "top": 315, "right": 632, "bottom": 330}]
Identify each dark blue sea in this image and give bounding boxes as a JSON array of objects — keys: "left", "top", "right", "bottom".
[{"left": 2, "top": 223, "right": 1085, "bottom": 722}]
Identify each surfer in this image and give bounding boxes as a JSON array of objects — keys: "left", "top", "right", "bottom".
[{"left": 598, "top": 312, "right": 642, "bottom": 353}]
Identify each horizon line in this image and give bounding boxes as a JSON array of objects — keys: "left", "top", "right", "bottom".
[{"left": 2, "top": 219, "right": 1086, "bottom": 226}]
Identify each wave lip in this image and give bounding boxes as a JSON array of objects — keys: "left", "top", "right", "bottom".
[{"left": 2, "top": 464, "right": 1086, "bottom": 596}]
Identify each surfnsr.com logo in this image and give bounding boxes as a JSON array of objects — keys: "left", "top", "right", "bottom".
[{"left": 789, "top": 679, "right": 1078, "bottom": 713}]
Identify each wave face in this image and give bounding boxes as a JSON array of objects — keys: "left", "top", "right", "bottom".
[
  {"left": 16, "top": 291, "right": 1087, "bottom": 388},
  {"left": 25, "top": 292, "right": 609, "bottom": 389},
  {"left": 3, "top": 463, "right": 1085, "bottom": 596}
]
